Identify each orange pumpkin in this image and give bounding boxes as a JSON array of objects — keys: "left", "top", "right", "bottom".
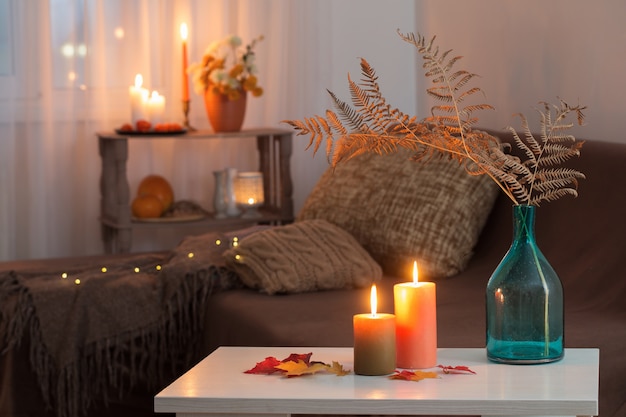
[
  {"left": 137, "top": 175, "right": 174, "bottom": 211},
  {"left": 132, "top": 195, "right": 164, "bottom": 218}
]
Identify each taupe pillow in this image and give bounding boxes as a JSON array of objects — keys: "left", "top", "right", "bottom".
[
  {"left": 223, "top": 219, "right": 382, "bottom": 294},
  {"left": 297, "top": 148, "right": 499, "bottom": 279}
]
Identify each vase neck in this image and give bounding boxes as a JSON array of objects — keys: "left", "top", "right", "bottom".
[{"left": 512, "top": 204, "right": 536, "bottom": 243}]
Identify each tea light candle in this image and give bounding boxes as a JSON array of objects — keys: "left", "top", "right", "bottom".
[
  {"left": 394, "top": 261, "right": 437, "bottom": 369},
  {"left": 353, "top": 285, "right": 396, "bottom": 376}
]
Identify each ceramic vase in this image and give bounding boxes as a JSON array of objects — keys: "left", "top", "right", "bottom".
[
  {"left": 203, "top": 88, "right": 247, "bottom": 133},
  {"left": 212, "top": 170, "right": 227, "bottom": 219},
  {"left": 485, "top": 205, "right": 564, "bottom": 364},
  {"left": 224, "top": 168, "right": 241, "bottom": 217}
]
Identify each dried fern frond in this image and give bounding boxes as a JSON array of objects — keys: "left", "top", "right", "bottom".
[{"left": 283, "top": 31, "right": 586, "bottom": 206}]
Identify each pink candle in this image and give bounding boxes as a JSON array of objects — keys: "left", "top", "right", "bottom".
[
  {"left": 353, "top": 285, "right": 396, "bottom": 376},
  {"left": 180, "top": 23, "right": 190, "bottom": 102},
  {"left": 394, "top": 261, "right": 437, "bottom": 369}
]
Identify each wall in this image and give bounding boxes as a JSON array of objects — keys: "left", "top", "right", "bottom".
[{"left": 416, "top": 0, "right": 626, "bottom": 143}]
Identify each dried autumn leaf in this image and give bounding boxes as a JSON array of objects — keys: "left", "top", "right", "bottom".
[
  {"left": 326, "top": 360, "right": 351, "bottom": 376},
  {"left": 275, "top": 360, "right": 329, "bottom": 377},
  {"left": 437, "top": 364, "right": 477, "bottom": 374},
  {"left": 282, "top": 352, "right": 313, "bottom": 365},
  {"left": 389, "top": 370, "right": 439, "bottom": 382},
  {"left": 244, "top": 356, "right": 283, "bottom": 374}
]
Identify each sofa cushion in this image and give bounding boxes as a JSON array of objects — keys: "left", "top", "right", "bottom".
[
  {"left": 297, "top": 147, "right": 500, "bottom": 278},
  {"left": 223, "top": 219, "right": 382, "bottom": 294}
]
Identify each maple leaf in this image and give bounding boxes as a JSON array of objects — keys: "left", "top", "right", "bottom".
[
  {"left": 244, "top": 356, "right": 283, "bottom": 374},
  {"left": 275, "top": 360, "right": 329, "bottom": 377},
  {"left": 437, "top": 364, "right": 477, "bottom": 375},
  {"left": 326, "top": 360, "right": 351, "bottom": 376},
  {"left": 282, "top": 352, "right": 313, "bottom": 365},
  {"left": 389, "top": 370, "right": 439, "bottom": 382}
]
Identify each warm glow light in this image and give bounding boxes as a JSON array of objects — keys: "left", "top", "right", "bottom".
[
  {"left": 61, "top": 273, "right": 68, "bottom": 279},
  {"left": 215, "top": 239, "right": 222, "bottom": 246},
  {"left": 187, "top": 252, "right": 194, "bottom": 258},
  {"left": 114, "top": 27, "right": 125, "bottom": 39},
  {"left": 74, "top": 278, "right": 81, "bottom": 285},
  {"left": 134, "top": 73, "right": 143, "bottom": 88},
  {"left": 180, "top": 23, "right": 188, "bottom": 41},
  {"left": 101, "top": 267, "right": 107, "bottom": 273},
  {"left": 61, "top": 43, "right": 74, "bottom": 57},
  {"left": 495, "top": 288, "right": 504, "bottom": 303},
  {"left": 413, "top": 260, "right": 419, "bottom": 285},
  {"left": 134, "top": 267, "right": 140, "bottom": 273},
  {"left": 67, "top": 71, "right": 77, "bottom": 81},
  {"left": 247, "top": 197, "right": 255, "bottom": 205},
  {"left": 370, "top": 284, "right": 378, "bottom": 317}
]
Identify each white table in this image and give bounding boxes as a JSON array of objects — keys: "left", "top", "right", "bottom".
[{"left": 154, "top": 347, "right": 598, "bottom": 417}]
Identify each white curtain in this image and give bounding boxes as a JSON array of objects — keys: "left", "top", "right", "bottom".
[{"left": 0, "top": 0, "right": 419, "bottom": 261}]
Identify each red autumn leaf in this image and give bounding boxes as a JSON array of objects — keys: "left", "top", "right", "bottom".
[
  {"left": 389, "top": 369, "right": 438, "bottom": 382},
  {"left": 281, "top": 352, "right": 313, "bottom": 365},
  {"left": 437, "top": 364, "right": 476, "bottom": 374},
  {"left": 244, "top": 356, "right": 283, "bottom": 374},
  {"left": 244, "top": 353, "right": 314, "bottom": 375}
]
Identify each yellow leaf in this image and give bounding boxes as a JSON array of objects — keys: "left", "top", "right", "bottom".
[
  {"left": 275, "top": 360, "right": 328, "bottom": 377},
  {"left": 326, "top": 361, "right": 351, "bottom": 376},
  {"left": 389, "top": 370, "right": 439, "bottom": 382}
]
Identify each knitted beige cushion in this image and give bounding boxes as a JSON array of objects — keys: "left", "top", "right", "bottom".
[
  {"left": 297, "top": 148, "right": 499, "bottom": 279},
  {"left": 223, "top": 219, "right": 382, "bottom": 294}
]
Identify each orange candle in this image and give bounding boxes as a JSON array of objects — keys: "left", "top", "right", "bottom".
[
  {"left": 180, "top": 23, "right": 190, "bottom": 102},
  {"left": 394, "top": 261, "right": 437, "bottom": 369},
  {"left": 353, "top": 285, "right": 396, "bottom": 376}
]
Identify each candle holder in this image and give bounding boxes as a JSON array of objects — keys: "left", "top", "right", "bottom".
[
  {"left": 182, "top": 100, "right": 196, "bottom": 131},
  {"left": 234, "top": 172, "right": 264, "bottom": 219}
]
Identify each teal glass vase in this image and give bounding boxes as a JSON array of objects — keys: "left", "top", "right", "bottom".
[{"left": 486, "top": 205, "right": 564, "bottom": 364}]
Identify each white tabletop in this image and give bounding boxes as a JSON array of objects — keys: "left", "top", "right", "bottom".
[{"left": 154, "top": 347, "right": 598, "bottom": 417}]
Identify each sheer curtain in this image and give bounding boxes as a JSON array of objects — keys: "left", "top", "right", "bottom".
[{"left": 0, "top": 0, "right": 418, "bottom": 261}]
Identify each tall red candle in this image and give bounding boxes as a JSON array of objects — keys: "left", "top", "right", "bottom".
[
  {"left": 180, "top": 23, "right": 190, "bottom": 102},
  {"left": 394, "top": 261, "right": 437, "bottom": 369}
]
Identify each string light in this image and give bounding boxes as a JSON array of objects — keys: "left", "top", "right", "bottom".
[
  {"left": 187, "top": 252, "right": 194, "bottom": 258},
  {"left": 232, "top": 236, "right": 239, "bottom": 247},
  {"left": 134, "top": 267, "right": 140, "bottom": 273},
  {"left": 61, "top": 273, "right": 68, "bottom": 279},
  {"left": 101, "top": 267, "right": 107, "bottom": 273},
  {"left": 235, "top": 254, "right": 242, "bottom": 261},
  {"left": 155, "top": 265, "right": 162, "bottom": 271},
  {"left": 74, "top": 278, "right": 81, "bottom": 285},
  {"left": 215, "top": 239, "right": 222, "bottom": 246}
]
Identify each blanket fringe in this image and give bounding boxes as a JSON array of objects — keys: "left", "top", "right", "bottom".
[{"left": 1, "top": 264, "right": 239, "bottom": 417}]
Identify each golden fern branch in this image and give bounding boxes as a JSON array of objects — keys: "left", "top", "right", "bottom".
[{"left": 283, "top": 31, "right": 586, "bottom": 206}]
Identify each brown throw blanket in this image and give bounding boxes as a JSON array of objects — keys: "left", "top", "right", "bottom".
[{"left": 0, "top": 230, "right": 248, "bottom": 417}]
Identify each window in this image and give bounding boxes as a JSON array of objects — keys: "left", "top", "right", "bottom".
[{"left": 0, "top": 0, "right": 12, "bottom": 76}]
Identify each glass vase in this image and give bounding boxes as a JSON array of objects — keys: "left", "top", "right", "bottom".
[{"left": 486, "top": 205, "right": 564, "bottom": 364}]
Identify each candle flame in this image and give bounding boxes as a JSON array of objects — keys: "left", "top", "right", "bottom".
[
  {"left": 247, "top": 197, "right": 256, "bottom": 204},
  {"left": 370, "top": 284, "right": 377, "bottom": 316},
  {"left": 413, "top": 260, "right": 419, "bottom": 285},
  {"left": 134, "top": 73, "right": 143, "bottom": 88},
  {"left": 180, "top": 23, "right": 188, "bottom": 41}
]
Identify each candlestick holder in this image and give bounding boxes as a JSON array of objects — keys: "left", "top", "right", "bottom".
[{"left": 182, "top": 100, "right": 196, "bottom": 131}]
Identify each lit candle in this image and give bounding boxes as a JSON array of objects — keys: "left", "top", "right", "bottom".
[
  {"left": 180, "top": 23, "right": 190, "bottom": 102},
  {"left": 393, "top": 261, "right": 437, "bottom": 369},
  {"left": 129, "top": 73, "right": 149, "bottom": 127},
  {"left": 147, "top": 90, "right": 166, "bottom": 125},
  {"left": 353, "top": 284, "right": 396, "bottom": 376}
]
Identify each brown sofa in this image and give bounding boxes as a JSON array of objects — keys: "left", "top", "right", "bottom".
[{"left": 1, "top": 130, "right": 625, "bottom": 417}]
